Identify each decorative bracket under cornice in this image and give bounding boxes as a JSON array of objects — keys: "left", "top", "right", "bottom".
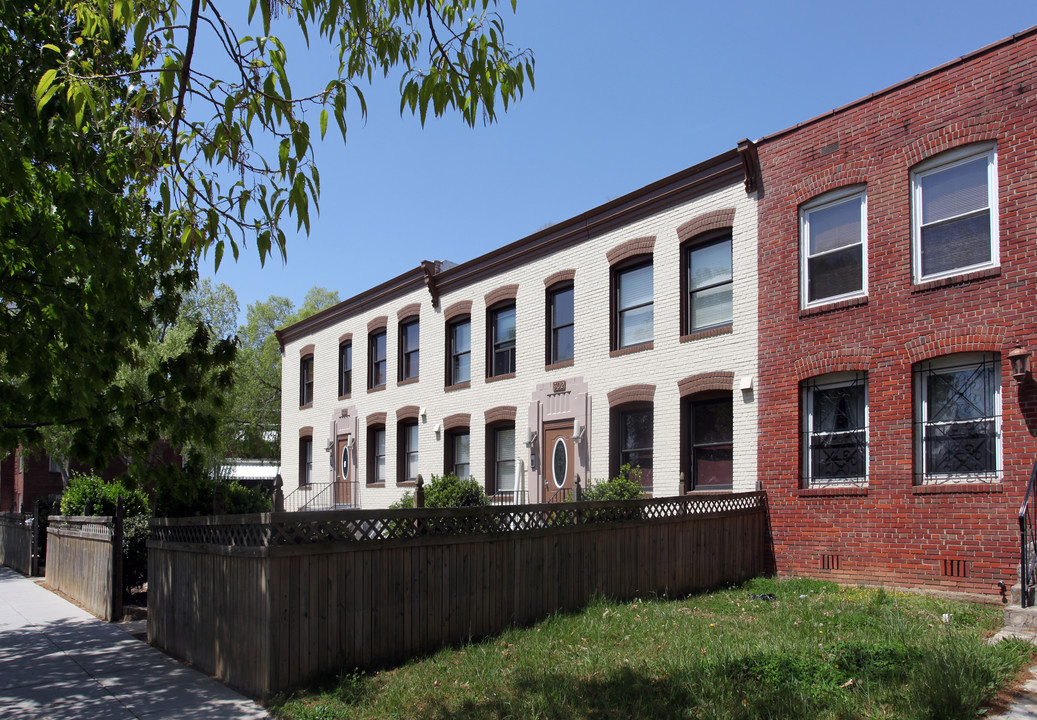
[
  {"left": 421, "top": 260, "right": 441, "bottom": 308},
  {"left": 737, "top": 138, "right": 759, "bottom": 194}
]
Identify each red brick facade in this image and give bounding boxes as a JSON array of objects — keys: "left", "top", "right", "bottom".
[{"left": 755, "top": 30, "right": 1037, "bottom": 596}]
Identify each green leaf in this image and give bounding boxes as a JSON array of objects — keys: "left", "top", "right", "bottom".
[
  {"left": 319, "top": 108, "right": 328, "bottom": 139},
  {"left": 35, "top": 68, "right": 58, "bottom": 113}
]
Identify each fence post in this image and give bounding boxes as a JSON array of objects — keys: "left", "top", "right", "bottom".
[
  {"left": 30, "top": 504, "right": 39, "bottom": 576},
  {"left": 575, "top": 475, "right": 582, "bottom": 502},
  {"left": 111, "top": 496, "right": 124, "bottom": 622},
  {"left": 415, "top": 475, "right": 425, "bottom": 508},
  {"left": 213, "top": 479, "right": 225, "bottom": 516},
  {"left": 273, "top": 475, "right": 285, "bottom": 512}
]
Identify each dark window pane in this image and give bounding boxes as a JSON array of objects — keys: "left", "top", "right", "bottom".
[
  {"left": 552, "top": 287, "right": 574, "bottom": 326},
  {"left": 926, "top": 420, "right": 996, "bottom": 475},
  {"left": 552, "top": 439, "right": 568, "bottom": 488},
  {"left": 553, "top": 325, "right": 574, "bottom": 363},
  {"left": 807, "top": 245, "right": 863, "bottom": 302},
  {"left": 693, "top": 447, "right": 733, "bottom": 488},
  {"left": 920, "top": 212, "right": 991, "bottom": 277},
  {"left": 692, "top": 399, "right": 733, "bottom": 444},
  {"left": 811, "top": 430, "right": 866, "bottom": 479}
]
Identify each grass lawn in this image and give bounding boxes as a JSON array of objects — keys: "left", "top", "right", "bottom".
[{"left": 268, "top": 577, "right": 1033, "bottom": 720}]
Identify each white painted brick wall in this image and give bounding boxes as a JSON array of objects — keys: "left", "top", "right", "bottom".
[{"left": 281, "top": 181, "right": 758, "bottom": 507}]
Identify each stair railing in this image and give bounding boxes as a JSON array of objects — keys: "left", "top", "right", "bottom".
[{"left": 1018, "top": 461, "right": 1037, "bottom": 607}]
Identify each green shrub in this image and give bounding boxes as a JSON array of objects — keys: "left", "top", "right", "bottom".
[
  {"left": 423, "top": 473, "right": 488, "bottom": 508},
  {"left": 60, "top": 474, "right": 150, "bottom": 517},
  {"left": 154, "top": 465, "right": 270, "bottom": 517},
  {"left": 389, "top": 492, "right": 414, "bottom": 509},
  {"left": 582, "top": 464, "right": 646, "bottom": 502},
  {"left": 59, "top": 475, "right": 151, "bottom": 592}
]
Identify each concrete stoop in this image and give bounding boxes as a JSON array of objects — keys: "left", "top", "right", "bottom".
[{"left": 992, "top": 606, "right": 1037, "bottom": 646}]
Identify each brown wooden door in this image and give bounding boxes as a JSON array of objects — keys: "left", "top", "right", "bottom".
[
  {"left": 335, "top": 435, "right": 352, "bottom": 506},
  {"left": 543, "top": 422, "right": 575, "bottom": 502}
]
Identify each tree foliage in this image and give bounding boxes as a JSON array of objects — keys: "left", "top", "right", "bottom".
[
  {"left": 39, "top": 0, "right": 535, "bottom": 266},
  {"left": 3, "top": 0, "right": 530, "bottom": 475},
  {"left": 1, "top": 2, "right": 234, "bottom": 470}
]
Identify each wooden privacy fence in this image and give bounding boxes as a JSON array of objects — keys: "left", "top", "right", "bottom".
[
  {"left": 46, "top": 515, "right": 123, "bottom": 621},
  {"left": 0, "top": 513, "right": 36, "bottom": 576},
  {"left": 149, "top": 491, "right": 770, "bottom": 698}
]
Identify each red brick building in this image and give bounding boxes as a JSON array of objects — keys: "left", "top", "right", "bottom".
[{"left": 755, "top": 29, "right": 1037, "bottom": 596}]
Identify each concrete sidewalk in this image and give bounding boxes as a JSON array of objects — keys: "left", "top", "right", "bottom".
[{"left": 0, "top": 566, "right": 271, "bottom": 719}]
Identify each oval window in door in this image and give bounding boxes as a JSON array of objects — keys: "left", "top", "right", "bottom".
[
  {"left": 552, "top": 437, "right": 568, "bottom": 488},
  {"left": 341, "top": 445, "right": 350, "bottom": 481}
]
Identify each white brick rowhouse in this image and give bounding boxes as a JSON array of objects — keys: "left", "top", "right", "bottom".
[{"left": 277, "top": 147, "right": 759, "bottom": 508}]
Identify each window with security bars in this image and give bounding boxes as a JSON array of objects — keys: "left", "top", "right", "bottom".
[
  {"left": 911, "top": 145, "right": 998, "bottom": 283},
  {"left": 802, "top": 372, "right": 868, "bottom": 487},
  {"left": 915, "top": 353, "right": 1001, "bottom": 484}
]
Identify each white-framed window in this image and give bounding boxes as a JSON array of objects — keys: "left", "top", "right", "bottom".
[
  {"left": 915, "top": 352, "right": 1001, "bottom": 484},
  {"left": 686, "top": 235, "right": 733, "bottom": 331},
  {"left": 911, "top": 144, "right": 998, "bottom": 284},
  {"left": 801, "top": 372, "right": 868, "bottom": 487},
  {"left": 800, "top": 187, "right": 867, "bottom": 308}
]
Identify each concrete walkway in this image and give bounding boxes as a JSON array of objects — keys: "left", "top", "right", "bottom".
[{"left": 0, "top": 566, "right": 271, "bottom": 719}]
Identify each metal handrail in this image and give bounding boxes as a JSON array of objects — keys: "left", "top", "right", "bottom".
[
  {"left": 284, "top": 481, "right": 360, "bottom": 512},
  {"left": 546, "top": 487, "right": 572, "bottom": 504},
  {"left": 1018, "top": 461, "right": 1037, "bottom": 607}
]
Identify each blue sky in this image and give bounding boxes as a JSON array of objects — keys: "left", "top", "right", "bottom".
[{"left": 201, "top": 1, "right": 1037, "bottom": 319}]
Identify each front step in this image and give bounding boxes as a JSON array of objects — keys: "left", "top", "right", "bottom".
[
  {"left": 992, "top": 605, "right": 1037, "bottom": 645},
  {"left": 1006, "top": 605, "right": 1037, "bottom": 630}
]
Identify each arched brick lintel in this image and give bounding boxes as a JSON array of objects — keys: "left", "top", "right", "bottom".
[
  {"left": 484, "top": 406, "right": 517, "bottom": 425},
  {"left": 905, "top": 327, "right": 1007, "bottom": 365},
  {"left": 366, "top": 412, "right": 387, "bottom": 427},
  {"left": 299, "top": 426, "right": 313, "bottom": 438},
  {"left": 606, "top": 237, "right": 655, "bottom": 266},
  {"left": 607, "top": 384, "right": 656, "bottom": 408},
  {"left": 397, "top": 303, "right": 421, "bottom": 321},
  {"left": 544, "top": 269, "right": 576, "bottom": 288},
  {"left": 299, "top": 344, "right": 315, "bottom": 357},
  {"left": 396, "top": 405, "right": 420, "bottom": 421},
  {"left": 367, "top": 316, "right": 388, "bottom": 333},
  {"left": 338, "top": 333, "right": 352, "bottom": 344},
  {"left": 443, "top": 300, "right": 472, "bottom": 322},
  {"left": 676, "top": 209, "right": 736, "bottom": 244},
  {"left": 793, "top": 349, "right": 874, "bottom": 381},
  {"left": 901, "top": 114, "right": 1003, "bottom": 169},
  {"left": 442, "top": 413, "right": 470, "bottom": 431},
  {"left": 678, "top": 372, "right": 734, "bottom": 398},
  {"left": 484, "top": 285, "right": 519, "bottom": 308}
]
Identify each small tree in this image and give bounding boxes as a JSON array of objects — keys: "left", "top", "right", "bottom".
[{"left": 582, "top": 464, "right": 646, "bottom": 502}]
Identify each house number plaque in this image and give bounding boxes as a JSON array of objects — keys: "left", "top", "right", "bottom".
[{"left": 552, "top": 381, "right": 567, "bottom": 393}]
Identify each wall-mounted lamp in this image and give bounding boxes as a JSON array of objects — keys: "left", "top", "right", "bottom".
[
  {"left": 739, "top": 375, "right": 755, "bottom": 393},
  {"left": 571, "top": 420, "right": 585, "bottom": 443},
  {"left": 419, "top": 406, "right": 427, "bottom": 420},
  {"left": 1009, "top": 345, "right": 1032, "bottom": 383},
  {"left": 324, "top": 439, "right": 334, "bottom": 452},
  {"left": 346, "top": 436, "right": 356, "bottom": 451},
  {"left": 525, "top": 428, "right": 538, "bottom": 448},
  {"left": 433, "top": 423, "right": 442, "bottom": 437}
]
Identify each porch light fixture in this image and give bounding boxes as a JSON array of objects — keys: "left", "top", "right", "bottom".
[
  {"left": 525, "top": 428, "right": 538, "bottom": 448},
  {"left": 571, "top": 420, "right": 585, "bottom": 444},
  {"left": 346, "top": 436, "right": 356, "bottom": 451},
  {"left": 1009, "top": 345, "right": 1032, "bottom": 383},
  {"left": 324, "top": 439, "right": 334, "bottom": 452}
]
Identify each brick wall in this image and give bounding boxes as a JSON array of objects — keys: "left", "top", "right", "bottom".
[{"left": 755, "top": 30, "right": 1037, "bottom": 596}]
